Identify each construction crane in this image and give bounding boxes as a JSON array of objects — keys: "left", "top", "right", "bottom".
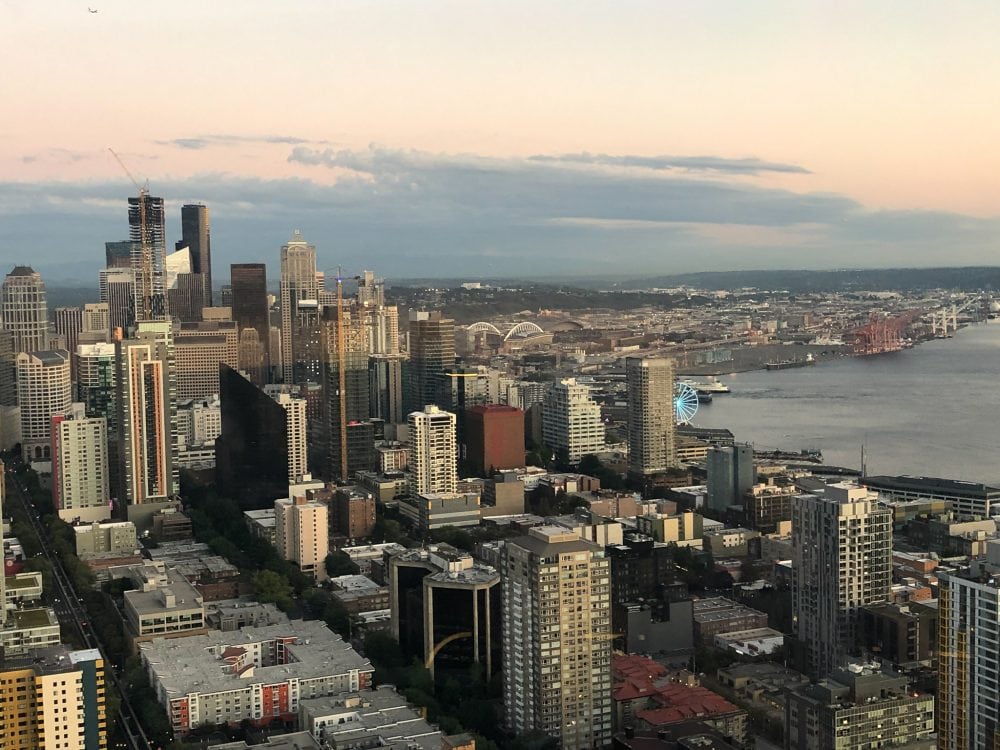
[
  {"left": 108, "top": 148, "right": 155, "bottom": 322},
  {"left": 335, "top": 267, "right": 348, "bottom": 481}
]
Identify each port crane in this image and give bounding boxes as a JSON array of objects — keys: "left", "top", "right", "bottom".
[{"left": 929, "top": 296, "right": 982, "bottom": 337}]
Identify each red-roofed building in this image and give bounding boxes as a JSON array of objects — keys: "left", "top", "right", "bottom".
[{"left": 612, "top": 654, "right": 747, "bottom": 747}]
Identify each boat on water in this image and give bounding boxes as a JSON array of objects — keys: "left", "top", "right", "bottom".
[
  {"left": 683, "top": 377, "right": 731, "bottom": 394},
  {"left": 765, "top": 353, "right": 816, "bottom": 371},
  {"left": 697, "top": 392, "right": 713, "bottom": 404}
]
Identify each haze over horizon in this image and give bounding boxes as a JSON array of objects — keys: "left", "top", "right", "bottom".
[{"left": 3, "top": 1, "right": 1000, "bottom": 282}]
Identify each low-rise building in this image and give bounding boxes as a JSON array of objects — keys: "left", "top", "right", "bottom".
[
  {"left": 716, "top": 662, "right": 810, "bottom": 716},
  {"left": 481, "top": 471, "right": 525, "bottom": 517},
  {"left": 355, "top": 470, "right": 409, "bottom": 506},
  {"left": 300, "top": 686, "right": 444, "bottom": 750},
  {"left": 0, "top": 608, "right": 61, "bottom": 654},
  {"left": 784, "top": 663, "right": 934, "bottom": 750},
  {"left": 329, "top": 574, "right": 390, "bottom": 615},
  {"left": 860, "top": 600, "right": 937, "bottom": 666},
  {"left": 338, "top": 542, "right": 407, "bottom": 581},
  {"left": 205, "top": 599, "right": 290, "bottom": 632},
  {"left": 4, "top": 571, "right": 43, "bottom": 605},
  {"left": 141, "top": 621, "right": 373, "bottom": 734},
  {"left": 861, "top": 474, "right": 1000, "bottom": 520},
  {"left": 713, "top": 627, "right": 784, "bottom": 657},
  {"left": 636, "top": 511, "right": 703, "bottom": 547},
  {"left": 702, "top": 527, "right": 760, "bottom": 557},
  {"left": 612, "top": 653, "right": 746, "bottom": 746},
  {"left": 115, "top": 561, "right": 207, "bottom": 643},
  {"left": 400, "top": 492, "right": 481, "bottom": 531},
  {"left": 244, "top": 508, "right": 277, "bottom": 546},
  {"left": 73, "top": 520, "right": 139, "bottom": 559},
  {"left": 146, "top": 542, "right": 241, "bottom": 601},
  {"left": 692, "top": 598, "right": 769, "bottom": 644},
  {"left": 906, "top": 514, "right": 997, "bottom": 556}
]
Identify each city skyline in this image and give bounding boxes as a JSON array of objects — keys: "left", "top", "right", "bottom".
[{"left": 3, "top": 2, "right": 1000, "bottom": 280}]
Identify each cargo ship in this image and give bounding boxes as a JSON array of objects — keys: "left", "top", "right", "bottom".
[{"left": 765, "top": 354, "right": 815, "bottom": 371}]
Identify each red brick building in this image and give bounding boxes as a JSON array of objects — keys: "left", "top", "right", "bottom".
[{"left": 464, "top": 405, "right": 525, "bottom": 476}]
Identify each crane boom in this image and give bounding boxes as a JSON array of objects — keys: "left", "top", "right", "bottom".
[{"left": 108, "top": 148, "right": 154, "bottom": 321}]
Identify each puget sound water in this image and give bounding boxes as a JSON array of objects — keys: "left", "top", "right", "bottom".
[{"left": 692, "top": 320, "right": 1000, "bottom": 485}]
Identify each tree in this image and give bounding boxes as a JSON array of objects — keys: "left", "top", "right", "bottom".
[
  {"left": 325, "top": 550, "right": 360, "bottom": 577},
  {"left": 251, "top": 570, "right": 294, "bottom": 611}
]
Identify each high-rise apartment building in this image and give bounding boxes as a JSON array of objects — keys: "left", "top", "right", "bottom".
[
  {"left": 369, "top": 354, "right": 405, "bottom": 425},
  {"left": 99, "top": 267, "right": 135, "bottom": 335},
  {"left": 355, "top": 270, "right": 385, "bottom": 307},
  {"left": 542, "top": 378, "right": 605, "bottom": 464},
  {"left": 16, "top": 350, "right": 71, "bottom": 462},
  {"left": 323, "top": 304, "right": 374, "bottom": 481},
  {"left": 181, "top": 203, "right": 212, "bottom": 306},
  {"left": 275, "top": 490, "right": 329, "bottom": 582},
  {"left": 407, "top": 405, "right": 457, "bottom": 496},
  {"left": 115, "top": 321, "right": 178, "bottom": 506},
  {"left": 0, "top": 646, "right": 107, "bottom": 750},
  {"left": 464, "top": 404, "right": 525, "bottom": 476},
  {"left": 406, "top": 311, "right": 455, "bottom": 412},
  {"left": 231, "top": 263, "right": 270, "bottom": 383},
  {"left": 706, "top": 444, "right": 756, "bottom": 512},
  {"left": 502, "top": 526, "right": 612, "bottom": 749},
  {"left": 792, "top": 483, "right": 892, "bottom": 677},
  {"left": 938, "top": 562, "right": 1000, "bottom": 750},
  {"left": 626, "top": 357, "right": 677, "bottom": 477},
  {"left": 75, "top": 343, "right": 117, "bottom": 426},
  {"left": 2, "top": 266, "right": 48, "bottom": 354},
  {"left": 128, "top": 194, "right": 168, "bottom": 321},
  {"left": 52, "top": 403, "right": 110, "bottom": 523},
  {"left": 279, "top": 231, "right": 318, "bottom": 384}
]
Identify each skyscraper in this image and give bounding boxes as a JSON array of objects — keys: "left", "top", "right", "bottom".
[
  {"left": 173, "top": 319, "right": 239, "bottom": 400},
  {"left": 368, "top": 354, "right": 405, "bottom": 425},
  {"left": 81, "top": 303, "right": 111, "bottom": 341},
  {"left": 542, "top": 378, "right": 605, "bottom": 464},
  {"left": 181, "top": 203, "right": 212, "bottom": 306},
  {"left": 128, "top": 194, "right": 167, "bottom": 321},
  {"left": 626, "top": 357, "right": 677, "bottom": 478},
  {"left": 2, "top": 266, "right": 48, "bottom": 354},
  {"left": 0, "top": 329, "right": 15, "bottom": 407},
  {"left": 54, "top": 307, "right": 83, "bottom": 360},
  {"left": 502, "top": 526, "right": 612, "bottom": 749},
  {"left": 279, "top": 231, "right": 318, "bottom": 384},
  {"left": 105, "top": 239, "right": 135, "bottom": 269},
  {"left": 115, "top": 321, "right": 178, "bottom": 507},
  {"left": 407, "top": 405, "right": 457, "bottom": 496},
  {"left": 706, "top": 444, "right": 755, "bottom": 512},
  {"left": 231, "top": 263, "right": 270, "bottom": 383},
  {"left": 792, "top": 482, "right": 892, "bottom": 677},
  {"left": 51, "top": 403, "right": 110, "bottom": 523},
  {"left": 406, "top": 311, "right": 455, "bottom": 412},
  {"left": 938, "top": 562, "right": 1000, "bottom": 749},
  {"left": 99, "top": 267, "right": 135, "bottom": 335},
  {"left": 16, "top": 350, "right": 71, "bottom": 462},
  {"left": 464, "top": 404, "right": 525, "bottom": 476},
  {"left": 216, "top": 365, "right": 309, "bottom": 508}
]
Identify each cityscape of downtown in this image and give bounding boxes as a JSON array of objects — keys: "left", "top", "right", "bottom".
[{"left": 3, "top": 4, "right": 1000, "bottom": 750}]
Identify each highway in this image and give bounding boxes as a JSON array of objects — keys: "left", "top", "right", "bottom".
[{"left": 4, "top": 462, "right": 154, "bottom": 750}]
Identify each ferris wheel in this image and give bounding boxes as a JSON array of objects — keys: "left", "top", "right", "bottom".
[{"left": 674, "top": 382, "right": 700, "bottom": 424}]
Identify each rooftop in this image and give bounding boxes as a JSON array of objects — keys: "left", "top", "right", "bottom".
[
  {"left": 301, "top": 685, "right": 443, "bottom": 750},
  {"left": 141, "top": 620, "right": 372, "bottom": 698},
  {"left": 210, "top": 732, "right": 320, "bottom": 750},
  {"left": 863, "top": 474, "right": 1000, "bottom": 498}
]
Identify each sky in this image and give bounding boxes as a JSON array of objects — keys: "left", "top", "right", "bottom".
[{"left": 2, "top": 1, "right": 999, "bottom": 283}]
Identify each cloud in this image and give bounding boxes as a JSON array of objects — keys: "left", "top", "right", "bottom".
[
  {"left": 20, "top": 148, "right": 94, "bottom": 164},
  {"left": 0, "top": 145, "right": 998, "bottom": 282},
  {"left": 529, "top": 152, "right": 811, "bottom": 175},
  {"left": 156, "top": 134, "right": 331, "bottom": 150}
]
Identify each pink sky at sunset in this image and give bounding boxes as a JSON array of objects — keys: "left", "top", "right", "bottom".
[{"left": 2, "top": 1, "right": 999, "bottom": 278}]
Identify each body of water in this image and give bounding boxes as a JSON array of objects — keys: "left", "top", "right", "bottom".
[{"left": 692, "top": 322, "right": 1000, "bottom": 484}]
